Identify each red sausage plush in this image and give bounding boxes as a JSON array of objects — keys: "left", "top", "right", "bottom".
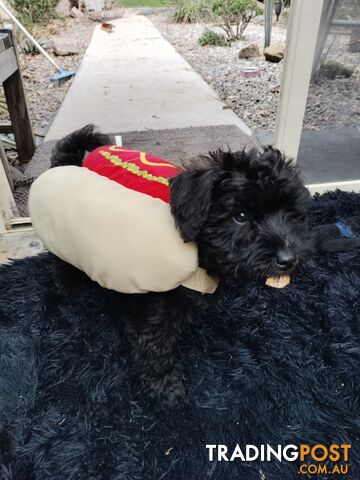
[{"left": 83, "top": 145, "right": 181, "bottom": 204}]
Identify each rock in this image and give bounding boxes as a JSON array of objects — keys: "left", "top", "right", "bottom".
[
  {"left": 40, "top": 39, "right": 54, "bottom": 50},
  {"left": 56, "top": 0, "right": 71, "bottom": 17},
  {"left": 53, "top": 39, "right": 80, "bottom": 56},
  {"left": 264, "top": 43, "right": 285, "bottom": 63},
  {"left": 70, "top": 6, "right": 83, "bottom": 18},
  {"left": 239, "top": 43, "right": 260, "bottom": 59},
  {"left": 101, "top": 22, "right": 115, "bottom": 33},
  {"left": 320, "top": 60, "right": 354, "bottom": 80}
]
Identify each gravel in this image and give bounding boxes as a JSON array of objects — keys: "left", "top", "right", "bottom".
[
  {"left": 304, "top": 34, "right": 360, "bottom": 130},
  {"left": 151, "top": 12, "right": 360, "bottom": 133},
  {"left": 0, "top": 17, "right": 95, "bottom": 137}
]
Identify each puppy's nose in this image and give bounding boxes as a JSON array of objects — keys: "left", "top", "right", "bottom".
[{"left": 275, "top": 248, "right": 298, "bottom": 270}]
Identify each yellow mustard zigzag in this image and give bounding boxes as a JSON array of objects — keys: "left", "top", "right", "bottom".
[{"left": 99, "top": 150, "right": 169, "bottom": 186}]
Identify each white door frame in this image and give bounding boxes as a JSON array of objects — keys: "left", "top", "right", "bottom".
[{"left": 273, "top": 0, "right": 324, "bottom": 160}]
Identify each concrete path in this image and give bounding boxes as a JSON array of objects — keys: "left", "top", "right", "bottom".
[{"left": 45, "top": 14, "right": 251, "bottom": 141}]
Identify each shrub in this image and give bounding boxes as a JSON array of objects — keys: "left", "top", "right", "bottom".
[
  {"left": 10, "top": 0, "right": 57, "bottom": 26},
  {"left": 198, "top": 28, "right": 227, "bottom": 46},
  {"left": 23, "top": 39, "right": 46, "bottom": 55},
  {"left": 212, "top": 0, "right": 258, "bottom": 41},
  {"left": 171, "top": 0, "right": 212, "bottom": 23}
]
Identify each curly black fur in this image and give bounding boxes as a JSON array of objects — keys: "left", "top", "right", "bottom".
[
  {"left": 170, "top": 148, "right": 311, "bottom": 280},
  {"left": 50, "top": 124, "right": 111, "bottom": 168},
  {"left": 50, "top": 125, "right": 312, "bottom": 402}
]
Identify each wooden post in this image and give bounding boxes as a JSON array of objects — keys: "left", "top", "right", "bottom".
[{"left": 2, "top": 29, "right": 35, "bottom": 163}]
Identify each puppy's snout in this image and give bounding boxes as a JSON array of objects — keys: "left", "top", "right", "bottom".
[{"left": 275, "top": 248, "right": 298, "bottom": 271}]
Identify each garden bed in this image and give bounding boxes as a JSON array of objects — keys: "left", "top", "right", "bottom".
[
  {"left": 152, "top": 11, "right": 360, "bottom": 134},
  {"left": 15, "top": 18, "right": 94, "bottom": 136}
]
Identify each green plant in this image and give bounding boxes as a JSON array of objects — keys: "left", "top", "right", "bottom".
[
  {"left": 23, "top": 40, "right": 41, "bottom": 55},
  {"left": 10, "top": 0, "right": 58, "bottom": 26},
  {"left": 198, "top": 28, "right": 227, "bottom": 46},
  {"left": 171, "top": 0, "right": 212, "bottom": 23},
  {"left": 212, "top": 0, "right": 258, "bottom": 41}
]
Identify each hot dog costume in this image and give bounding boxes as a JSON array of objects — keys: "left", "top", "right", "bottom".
[{"left": 29, "top": 146, "right": 218, "bottom": 294}]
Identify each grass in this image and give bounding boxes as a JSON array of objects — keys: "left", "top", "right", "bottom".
[{"left": 116, "top": 0, "right": 171, "bottom": 6}]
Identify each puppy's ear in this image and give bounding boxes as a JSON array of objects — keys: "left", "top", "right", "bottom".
[{"left": 170, "top": 168, "right": 217, "bottom": 242}]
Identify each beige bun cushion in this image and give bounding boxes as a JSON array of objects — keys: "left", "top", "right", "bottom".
[{"left": 29, "top": 166, "right": 218, "bottom": 294}]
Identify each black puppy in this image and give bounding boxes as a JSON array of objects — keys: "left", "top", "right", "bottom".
[{"left": 51, "top": 125, "right": 311, "bottom": 402}]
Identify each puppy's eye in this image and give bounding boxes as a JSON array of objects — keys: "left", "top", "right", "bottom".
[{"left": 233, "top": 211, "right": 249, "bottom": 225}]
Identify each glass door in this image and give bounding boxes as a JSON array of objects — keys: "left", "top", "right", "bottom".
[{"left": 274, "top": 0, "right": 360, "bottom": 194}]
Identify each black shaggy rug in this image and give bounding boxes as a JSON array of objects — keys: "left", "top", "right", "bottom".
[{"left": 1, "top": 191, "right": 360, "bottom": 480}]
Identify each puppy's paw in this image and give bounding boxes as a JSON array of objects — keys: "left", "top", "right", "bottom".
[{"left": 52, "top": 258, "right": 88, "bottom": 296}]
